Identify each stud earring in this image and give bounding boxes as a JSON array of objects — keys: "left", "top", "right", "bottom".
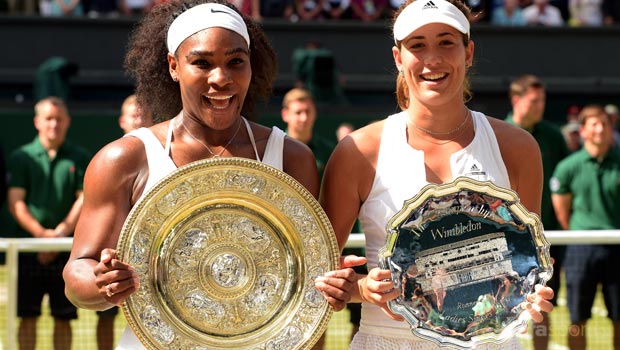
[
  {"left": 172, "top": 76, "right": 178, "bottom": 82},
  {"left": 399, "top": 68, "right": 404, "bottom": 75}
]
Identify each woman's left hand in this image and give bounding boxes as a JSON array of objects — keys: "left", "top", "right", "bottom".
[{"left": 525, "top": 284, "right": 555, "bottom": 322}]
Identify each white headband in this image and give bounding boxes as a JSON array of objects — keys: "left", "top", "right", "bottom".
[
  {"left": 166, "top": 3, "right": 250, "bottom": 54},
  {"left": 393, "top": 0, "right": 470, "bottom": 44}
]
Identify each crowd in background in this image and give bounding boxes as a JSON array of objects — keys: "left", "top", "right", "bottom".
[{"left": 2, "top": 0, "right": 620, "bottom": 26}]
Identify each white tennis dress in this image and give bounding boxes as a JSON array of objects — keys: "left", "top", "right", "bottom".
[{"left": 352, "top": 111, "right": 523, "bottom": 350}]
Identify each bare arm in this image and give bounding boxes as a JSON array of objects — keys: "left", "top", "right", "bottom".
[
  {"left": 63, "top": 137, "right": 146, "bottom": 310},
  {"left": 282, "top": 137, "right": 320, "bottom": 198},
  {"left": 551, "top": 193, "right": 572, "bottom": 230}
]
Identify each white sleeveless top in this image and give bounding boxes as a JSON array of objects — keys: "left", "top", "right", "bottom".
[
  {"left": 116, "top": 117, "right": 286, "bottom": 350},
  {"left": 357, "top": 110, "right": 515, "bottom": 344}
]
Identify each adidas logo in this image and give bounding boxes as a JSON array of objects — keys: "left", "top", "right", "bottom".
[
  {"left": 467, "top": 163, "right": 486, "bottom": 176},
  {"left": 422, "top": 0, "right": 438, "bottom": 10}
]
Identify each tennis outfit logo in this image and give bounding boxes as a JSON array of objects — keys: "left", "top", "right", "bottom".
[{"left": 422, "top": 1, "right": 438, "bottom": 10}]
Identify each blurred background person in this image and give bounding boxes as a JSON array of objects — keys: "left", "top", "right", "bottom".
[
  {"left": 603, "top": 0, "right": 620, "bottom": 25},
  {"left": 491, "top": 0, "right": 527, "bottom": 25},
  {"left": 523, "top": 0, "right": 565, "bottom": 26},
  {"left": 551, "top": 104, "right": 620, "bottom": 350},
  {"left": 504, "top": 74, "right": 569, "bottom": 350},
  {"left": 336, "top": 122, "right": 355, "bottom": 142},
  {"left": 568, "top": 0, "right": 603, "bottom": 26},
  {"left": 7, "top": 97, "right": 90, "bottom": 350},
  {"left": 561, "top": 121, "right": 582, "bottom": 152},
  {"left": 117, "top": 94, "right": 153, "bottom": 135}
]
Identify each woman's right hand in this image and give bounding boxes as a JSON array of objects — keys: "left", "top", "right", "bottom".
[
  {"left": 358, "top": 267, "right": 403, "bottom": 321},
  {"left": 94, "top": 248, "right": 140, "bottom": 306}
]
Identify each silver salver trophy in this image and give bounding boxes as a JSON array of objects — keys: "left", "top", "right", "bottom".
[
  {"left": 378, "top": 177, "right": 553, "bottom": 349},
  {"left": 116, "top": 157, "right": 340, "bottom": 350}
]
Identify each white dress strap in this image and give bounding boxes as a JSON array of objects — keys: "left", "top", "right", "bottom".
[{"left": 242, "top": 117, "right": 261, "bottom": 161}]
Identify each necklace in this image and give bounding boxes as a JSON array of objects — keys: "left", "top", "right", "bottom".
[
  {"left": 179, "top": 116, "right": 242, "bottom": 158},
  {"left": 409, "top": 110, "right": 471, "bottom": 146},
  {"left": 411, "top": 109, "right": 470, "bottom": 136}
]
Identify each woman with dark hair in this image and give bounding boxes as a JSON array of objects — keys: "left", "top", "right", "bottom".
[
  {"left": 63, "top": 1, "right": 359, "bottom": 348},
  {"left": 316, "top": 0, "right": 554, "bottom": 348}
]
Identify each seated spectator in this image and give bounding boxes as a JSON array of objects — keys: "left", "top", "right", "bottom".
[
  {"left": 387, "top": 0, "right": 404, "bottom": 16},
  {"left": 322, "top": 0, "right": 352, "bottom": 19},
  {"left": 48, "top": 0, "right": 83, "bottom": 16},
  {"left": 260, "top": 0, "right": 295, "bottom": 19},
  {"left": 119, "top": 0, "right": 152, "bottom": 16},
  {"left": 491, "top": 0, "right": 527, "bottom": 25},
  {"left": 551, "top": 0, "right": 570, "bottom": 21},
  {"left": 464, "top": 0, "right": 491, "bottom": 23},
  {"left": 295, "top": 0, "right": 325, "bottom": 20},
  {"left": 561, "top": 122, "right": 582, "bottom": 152},
  {"left": 569, "top": 0, "right": 603, "bottom": 26},
  {"left": 603, "top": 0, "right": 620, "bottom": 25},
  {"left": 350, "top": 0, "right": 387, "bottom": 21},
  {"left": 523, "top": 0, "right": 565, "bottom": 26},
  {"left": 86, "top": 0, "right": 119, "bottom": 17},
  {"left": 230, "top": 0, "right": 261, "bottom": 20}
]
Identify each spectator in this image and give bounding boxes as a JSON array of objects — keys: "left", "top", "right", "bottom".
[
  {"left": 602, "top": 0, "right": 620, "bottom": 25},
  {"left": 48, "top": 0, "right": 83, "bottom": 16},
  {"left": 85, "top": 0, "right": 120, "bottom": 17},
  {"left": 281, "top": 88, "right": 335, "bottom": 181},
  {"left": 229, "top": 0, "right": 262, "bottom": 20},
  {"left": 336, "top": 122, "right": 355, "bottom": 142},
  {"left": 561, "top": 121, "right": 582, "bottom": 152},
  {"left": 566, "top": 104, "right": 581, "bottom": 124},
  {"left": 550, "top": 104, "right": 620, "bottom": 350},
  {"left": 551, "top": 0, "right": 570, "bottom": 21},
  {"left": 295, "top": 0, "right": 325, "bottom": 20},
  {"left": 323, "top": 0, "right": 352, "bottom": 19},
  {"left": 568, "top": 0, "right": 603, "bottom": 26},
  {"left": 117, "top": 95, "right": 153, "bottom": 135},
  {"left": 463, "top": 0, "right": 491, "bottom": 23},
  {"left": 491, "top": 0, "right": 527, "bottom": 26},
  {"left": 523, "top": 0, "right": 565, "bottom": 26},
  {"left": 119, "top": 0, "right": 152, "bottom": 16},
  {"left": 7, "top": 97, "right": 90, "bottom": 350},
  {"left": 350, "top": 0, "right": 387, "bottom": 21},
  {"left": 504, "top": 74, "right": 570, "bottom": 350},
  {"left": 604, "top": 103, "right": 620, "bottom": 146},
  {"left": 260, "top": 0, "right": 295, "bottom": 19}
]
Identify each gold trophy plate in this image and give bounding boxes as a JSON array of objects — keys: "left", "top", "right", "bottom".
[{"left": 116, "top": 157, "right": 339, "bottom": 349}]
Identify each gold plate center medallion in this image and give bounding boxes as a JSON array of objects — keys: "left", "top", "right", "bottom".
[{"left": 116, "top": 157, "right": 339, "bottom": 349}]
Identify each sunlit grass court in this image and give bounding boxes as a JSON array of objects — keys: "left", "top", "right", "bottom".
[{"left": 0, "top": 267, "right": 614, "bottom": 350}]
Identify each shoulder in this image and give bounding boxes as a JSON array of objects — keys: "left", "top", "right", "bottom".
[
  {"left": 487, "top": 116, "right": 539, "bottom": 151},
  {"left": 86, "top": 135, "right": 148, "bottom": 180},
  {"left": 487, "top": 115, "right": 542, "bottom": 174}
]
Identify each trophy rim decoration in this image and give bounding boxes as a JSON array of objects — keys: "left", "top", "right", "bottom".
[
  {"left": 116, "top": 157, "right": 339, "bottom": 350},
  {"left": 379, "top": 177, "right": 553, "bottom": 349}
]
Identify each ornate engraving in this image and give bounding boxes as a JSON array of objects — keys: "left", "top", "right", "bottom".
[
  {"left": 117, "top": 158, "right": 338, "bottom": 349},
  {"left": 379, "top": 177, "right": 552, "bottom": 349}
]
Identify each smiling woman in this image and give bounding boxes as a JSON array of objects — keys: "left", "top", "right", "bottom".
[
  {"left": 316, "top": 0, "right": 555, "bottom": 349},
  {"left": 61, "top": 1, "right": 359, "bottom": 349}
]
